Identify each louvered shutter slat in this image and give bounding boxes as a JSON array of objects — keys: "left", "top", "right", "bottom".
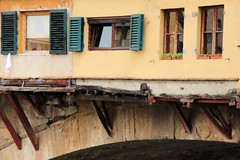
[
  {"left": 68, "top": 17, "right": 84, "bottom": 52},
  {"left": 49, "top": 9, "right": 67, "bottom": 54},
  {"left": 130, "top": 14, "right": 144, "bottom": 51},
  {"left": 1, "top": 11, "right": 17, "bottom": 55}
]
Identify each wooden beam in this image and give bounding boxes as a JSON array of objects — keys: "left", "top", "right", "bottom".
[
  {"left": 200, "top": 106, "right": 232, "bottom": 139},
  {"left": 91, "top": 101, "right": 112, "bottom": 137},
  {"left": 23, "top": 94, "right": 44, "bottom": 118},
  {"left": 8, "top": 93, "right": 39, "bottom": 150},
  {"left": 173, "top": 103, "right": 191, "bottom": 134},
  {"left": 0, "top": 105, "right": 22, "bottom": 150}
]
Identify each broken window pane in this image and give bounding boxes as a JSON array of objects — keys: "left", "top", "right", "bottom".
[
  {"left": 204, "top": 33, "right": 212, "bottom": 54},
  {"left": 204, "top": 8, "right": 213, "bottom": 31},
  {"left": 26, "top": 15, "right": 49, "bottom": 51},
  {"left": 216, "top": 33, "right": 223, "bottom": 54},
  {"left": 92, "top": 24, "right": 112, "bottom": 47},
  {"left": 114, "top": 22, "right": 130, "bottom": 47},
  {"left": 178, "top": 11, "right": 184, "bottom": 33},
  {"left": 217, "top": 8, "right": 224, "bottom": 31}
]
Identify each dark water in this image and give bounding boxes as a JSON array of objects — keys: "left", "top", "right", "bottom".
[{"left": 51, "top": 140, "right": 240, "bottom": 160}]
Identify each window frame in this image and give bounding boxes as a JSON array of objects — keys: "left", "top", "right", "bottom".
[
  {"left": 163, "top": 9, "right": 184, "bottom": 54},
  {"left": 87, "top": 16, "right": 131, "bottom": 50},
  {"left": 200, "top": 5, "right": 224, "bottom": 55},
  {"left": 21, "top": 11, "right": 50, "bottom": 54}
]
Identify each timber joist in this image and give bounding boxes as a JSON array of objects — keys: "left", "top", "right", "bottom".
[{"left": 0, "top": 79, "right": 239, "bottom": 151}]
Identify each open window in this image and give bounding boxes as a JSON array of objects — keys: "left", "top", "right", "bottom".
[
  {"left": 162, "top": 9, "right": 184, "bottom": 60},
  {"left": 88, "top": 16, "right": 131, "bottom": 50},
  {"left": 87, "top": 14, "right": 144, "bottom": 51},
  {"left": 200, "top": 6, "right": 224, "bottom": 59}
]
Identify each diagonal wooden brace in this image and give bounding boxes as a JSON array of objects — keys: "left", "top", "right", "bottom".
[
  {"left": 200, "top": 106, "right": 232, "bottom": 139},
  {"left": 23, "top": 94, "right": 44, "bottom": 118},
  {"left": 8, "top": 93, "right": 39, "bottom": 150},
  {"left": 0, "top": 105, "right": 22, "bottom": 150},
  {"left": 173, "top": 103, "right": 191, "bottom": 134},
  {"left": 91, "top": 101, "right": 112, "bottom": 137}
]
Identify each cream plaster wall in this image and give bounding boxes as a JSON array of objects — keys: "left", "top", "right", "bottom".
[
  {"left": 72, "top": 0, "right": 240, "bottom": 83},
  {"left": 0, "top": 0, "right": 73, "bottom": 78}
]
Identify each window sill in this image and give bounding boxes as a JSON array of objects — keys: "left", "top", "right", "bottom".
[
  {"left": 161, "top": 57, "right": 183, "bottom": 60},
  {"left": 20, "top": 51, "right": 49, "bottom": 56},
  {"left": 198, "top": 55, "right": 222, "bottom": 60},
  {"left": 89, "top": 47, "right": 129, "bottom": 51}
]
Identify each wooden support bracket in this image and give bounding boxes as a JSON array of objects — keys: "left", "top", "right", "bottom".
[
  {"left": 91, "top": 101, "right": 112, "bottom": 137},
  {"left": 8, "top": 93, "right": 39, "bottom": 150},
  {"left": 0, "top": 105, "right": 22, "bottom": 150},
  {"left": 200, "top": 106, "right": 232, "bottom": 139},
  {"left": 23, "top": 94, "right": 44, "bottom": 118},
  {"left": 173, "top": 103, "right": 191, "bottom": 134}
]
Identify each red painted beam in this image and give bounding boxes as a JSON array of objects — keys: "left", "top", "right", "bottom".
[
  {"left": 8, "top": 93, "right": 39, "bottom": 151},
  {"left": 173, "top": 103, "right": 191, "bottom": 134},
  {"left": 200, "top": 106, "right": 232, "bottom": 139},
  {"left": 0, "top": 105, "right": 22, "bottom": 150}
]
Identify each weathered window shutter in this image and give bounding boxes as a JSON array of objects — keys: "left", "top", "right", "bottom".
[
  {"left": 1, "top": 11, "right": 17, "bottom": 55},
  {"left": 130, "top": 14, "right": 144, "bottom": 51},
  {"left": 50, "top": 9, "right": 67, "bottom": 54},
  {"left": 69, "top": 17, "right": 84, "bottom": 52}
]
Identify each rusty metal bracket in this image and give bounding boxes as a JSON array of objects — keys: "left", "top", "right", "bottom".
[
  {"left": 200, "top": 106, "right": 232, "bottom": 139},
  {"left": 173, "top": 103, "right": 191, "bottom": 134},
  {"left": 0, "top": 105, "right": 22, "bottom": 150},
  {"left": 8, "top": 93, "right": 39, "bottom": 150},
  {"left": 91, "top": 101, "right": 112, "bottom": 137}
]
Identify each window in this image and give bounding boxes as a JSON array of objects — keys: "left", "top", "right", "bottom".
[
  {"left": 21, "top": 9, "right": 67, "bottom": 54},
  {"left": 163, "top": 9, "right": 184, "bottom": 54},
  {"left": 201, "top": 6, "right": 224, "bottom": 55},
  {"left": 88, "top": 16, "right": 131, "bottom": 50},
  {"left": 22, "top": 11, "right": 50, "bottom": 52}
]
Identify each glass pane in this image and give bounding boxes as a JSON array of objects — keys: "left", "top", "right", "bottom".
[
  {"left": 26, "top": 15, "right": 49, "bottom": 51},
  {"left": 204, "top": 33, "right": 212, "bottom": 54},
  {"left": 114, "top": 22, "right": 130, "bottom": 47},
  {"left": 204, "top": 8, "right": 213, "bottom": 31},
  {"left": 177, "top": 34, "right": 183, "bottom": 53},
  {"left": 166, "top": 35, "right": 175, "bottom": 53},
  {"left": 167, "top": 11, "right": 176, "bottom": 34},
  {"left": 178, "top": 11, "right": 184, "bottom": 33},
  {"left": 216, "top": 33, "right": 223, "bottom": 54},
  {"left": 217, "top": 8, "right": 224, "bottom": 31},
  {"left": 92, "top": 24, "right": 112, "bottom": 48}
]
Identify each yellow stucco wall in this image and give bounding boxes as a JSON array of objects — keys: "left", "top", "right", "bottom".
[
  {"left": 72, "top": 0, "right": 240, "bottom": 81},
  {"left": 0, "top": 0, "right": 73, "bottom": 78}
]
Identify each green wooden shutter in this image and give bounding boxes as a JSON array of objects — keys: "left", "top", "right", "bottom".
[
  {"left": 1, "top": 11, "right": 17, "bottom": 55},
  {"left": 50, "top": 9, "right": 67, "bottom": 54},
  {"left": 69, "top": 17, "right": 84, "bottom": 52},
  {"left": 130, "top": 14, "right": 144, "bottom": 51}
]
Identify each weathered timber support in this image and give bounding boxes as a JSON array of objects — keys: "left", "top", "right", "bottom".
[
  {"left": 0, "top": 105, "right": 22, "bottom": 150},
  {"left": 91, "top": 101, "right": 112, "bottom": 137},
  {"left": 200, "top": 106, "right": 232, "bottom": 139},
  {"left": 22, "top": 94, "right": 44, "bottom": 118},
  {"left": 173, "top": 103, "right": 191, "bottom": 134},
  {"left": 8, "top": 93, "right": 39, "bottom": 150}
]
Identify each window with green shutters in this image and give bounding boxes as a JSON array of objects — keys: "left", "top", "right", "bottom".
[
  {"left": 69, "top": 17, "right": 84, "bottom": 52},
  {"left": 130, "top": 14, "right": 144, "bottom": 51},
  {"left": 87, "top": 14, "right": 144, "bottom": 51},
  {"left": 1, "top": 11, "right": 18, "bottom": 55},
  {"left": 50, "top": 9, "right": 67, "bottom": 54}
]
